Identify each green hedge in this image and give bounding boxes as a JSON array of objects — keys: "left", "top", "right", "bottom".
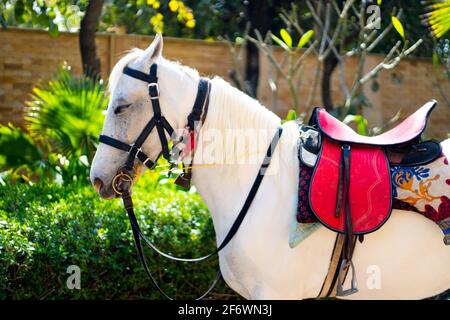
[{"left": 0, "top": 173, "right": 239, "bottom": 300}]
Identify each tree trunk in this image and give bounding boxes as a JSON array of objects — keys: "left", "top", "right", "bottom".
[
  {"left": 79, "top": 0, "right": 104, "bottom": 76},
  {"left": 321, "top": 53, "right": 339, "bottom": 111},
  {"left": 243, "top": 1, "right": 285, "bottom": 98},
  {"left": 244, "top": 42, "right": 259, "bottom": 98}
]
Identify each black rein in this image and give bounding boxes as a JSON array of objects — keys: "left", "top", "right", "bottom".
[{"left": 98, "top": 63, "right": 283, "bottom": 300}]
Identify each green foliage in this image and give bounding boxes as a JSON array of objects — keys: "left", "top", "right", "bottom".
[
  {"left": 0, "top": 173, "right": 238, "bottom": 299},
  {"left": 24, "top": 63, "right": 107, "bottom": 181},
  {"left": 343, "top": 114, "right": 369, "bottom": 136},
  {"left": 280, "top": 28, "right": 292, "bottom": 48},
  {"left": 1, "top": 0, "right": 86, "bottom": 35},
  {"left": 272, "top": 28, "right": 315, "bottom": 52},
  {"left": 298, "top": 30, "right": 314, "bottom": 48},
  {"left": 101, "top": 0, "right": 197, "bottom": 36},
  {"left": 392, "top": 16, "right": 405, "bottom": 39},
  {"left": 271, "top": 33, "right": 290, "bottom": 51},
  {"left": 0, "top": 64, "right": 106, "bottom": 184},
  {"left": 423, "top": 0, "right": 450, "bottom": 39},
  {"left": 283, "top": 109, "right": 297, "bottom": 123},
  {"left": 0, "top": 124, "right": 43, "bottom": 177}
]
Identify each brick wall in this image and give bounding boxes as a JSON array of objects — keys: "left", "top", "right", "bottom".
[{"left": 0, "top": 28, "right": 448, "bottom": 138}]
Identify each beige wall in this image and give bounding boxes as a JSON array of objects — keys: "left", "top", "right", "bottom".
[{"left": 0, "top": 28, "right": 448, "bottom": 138}]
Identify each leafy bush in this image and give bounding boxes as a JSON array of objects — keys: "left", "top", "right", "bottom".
[
  {"left": 0, "top": 173, "right": 238, "bottom": 299},
  {"left": 0, "top": 64, "right": 107, "bottom": 184},
  {"left": 25, "top": 63, "right": 107, "bottom": 170},
  {"left": 0, "top": 124, "right": 44, "bottom": 179}
]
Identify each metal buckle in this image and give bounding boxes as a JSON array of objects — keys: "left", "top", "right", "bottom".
[
  {"left": 112, "top": 171, "right": 133, "bottom": 195},
  {"left": 142, "top": 157, "right": 153, "bottom": 167},
  {"left": 148, "top": 83, "right": 159, "bottom": 99},
  {"left": 130, "top": 144, "right": 143, "bottom": 156}
]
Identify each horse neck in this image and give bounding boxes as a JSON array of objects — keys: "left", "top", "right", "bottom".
[{"left": 191, "top": 77, "right": 281, "bottom": 241}]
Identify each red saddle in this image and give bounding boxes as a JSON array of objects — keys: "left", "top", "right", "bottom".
[
  {"left": 309, "top": 100, "right": 437, "bottom": 235},
  {"left": 306, "top": 100, "right": 437, "bottom": 296}
]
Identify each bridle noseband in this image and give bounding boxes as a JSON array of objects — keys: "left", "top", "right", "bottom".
[{"left": 97, "top": 62, "right": 283, "bottom": 300}]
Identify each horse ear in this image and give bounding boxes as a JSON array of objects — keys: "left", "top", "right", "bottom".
[{"left": 144, "top": 33, "right": 163, "bottom": 61}]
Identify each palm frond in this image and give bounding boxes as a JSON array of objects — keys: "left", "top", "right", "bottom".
[
  {"left": 422, "top": 0, "right": 450, "bottom": 38},
  {"left": 0, "top": 124, "right": 43, "bottom": 174},
  {"left": 24, "top": 63, "right": 108, "bottom": 164}
]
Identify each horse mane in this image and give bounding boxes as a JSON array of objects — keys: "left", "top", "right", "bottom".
[
  {"left": 108, "top": 48, "right": 143, "bottom": 93},
  {"left": 200, "top": 76, "right": 281, "bottom": 164},
  {"left": 207, "top": 76, "right": 280, "bottom": 130},
  {"left": 109, "top": 50, "right": 280, "bottom": 164}
]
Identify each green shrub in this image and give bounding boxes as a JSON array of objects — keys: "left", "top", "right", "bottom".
[
  {"left": 0, "top": 124, "right": 44, "bottom": 179},
  {"left": 23, "top": 63, "right": 107, "bottom": 183},
  {"left": 0, "top": 173, "right": 238, "bottom": 299}
]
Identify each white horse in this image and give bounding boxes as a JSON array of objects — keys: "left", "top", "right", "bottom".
[{"left": 90, "top": 35, "right": 450, "bottom": 299}]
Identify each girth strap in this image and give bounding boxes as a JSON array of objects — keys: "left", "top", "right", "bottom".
[{"left": 318, "top": 234, "right": 358, "bottom": 298}]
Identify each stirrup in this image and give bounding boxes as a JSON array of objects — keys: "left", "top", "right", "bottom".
[{"left": 336, "top": 259, "right": 358, "bottom": 297}]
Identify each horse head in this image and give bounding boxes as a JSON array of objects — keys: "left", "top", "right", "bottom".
[{"left": 90, "top": 34, "right": 200, "bottom": 198}]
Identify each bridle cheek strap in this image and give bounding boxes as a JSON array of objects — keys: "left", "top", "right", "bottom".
[{"left": 99, "top": 64, "right": 173, "bottom": 172}]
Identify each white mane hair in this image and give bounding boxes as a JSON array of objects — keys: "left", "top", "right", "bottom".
[
  {"left": 199, "top": 76, "right": 281, "bottom": 165},
  {"left": 207, "top": 77, "right": 280, "bottom": 131},
  {"left": 108, "top": 49, "right": 281, "bottom": 165}
]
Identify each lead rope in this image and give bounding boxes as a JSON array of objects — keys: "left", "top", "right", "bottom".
[
  {"left": 119, "top": 127, "right": 283, "bottom": 300},
  {"left": 122, "top": 191, "right": 221, "bottom": 300}
]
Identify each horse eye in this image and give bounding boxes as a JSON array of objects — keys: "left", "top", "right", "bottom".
[{"left": 114, "top": 104, "right": 132, "bottom": 115}]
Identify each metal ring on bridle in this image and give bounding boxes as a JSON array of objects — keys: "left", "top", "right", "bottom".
[{"left": 112, "top": 172, "right": 134, "bottom": 195}]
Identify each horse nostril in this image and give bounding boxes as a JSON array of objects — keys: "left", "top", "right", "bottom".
[{"left": 93, "top": 177, "right": 104, "bottom": 193}]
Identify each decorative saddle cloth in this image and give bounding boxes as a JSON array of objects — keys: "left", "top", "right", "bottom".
[{"left": 297, "top": 121, "right": 450, "bottom": 245}]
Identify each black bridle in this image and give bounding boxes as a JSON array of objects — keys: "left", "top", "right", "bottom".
[
  {"left": 98, "top": 63, "right": 283, "bottom": 300},
  {"left": 99, "top": 64, "right": 175, "bottom": 176}
]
